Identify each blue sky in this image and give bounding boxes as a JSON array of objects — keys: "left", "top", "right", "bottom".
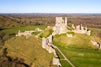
[{"left": 0, "top": 0, "right": 101, "bottom": 13}]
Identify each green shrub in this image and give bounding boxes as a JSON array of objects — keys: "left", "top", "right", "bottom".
[{"left": 67, "top": 32, "right": 75, "bottom": 35}]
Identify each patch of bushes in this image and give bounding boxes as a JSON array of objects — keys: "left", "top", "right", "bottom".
[
  {"left": 67, "top": 32, "right": 75, "bottom": 35},
  {"left": 0, "top": 32, "right": 14, "bottom": 46}
]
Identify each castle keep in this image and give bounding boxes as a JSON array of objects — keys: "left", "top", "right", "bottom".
[{"left": 53, "top": 17, "right": 67, "bottom": 35}]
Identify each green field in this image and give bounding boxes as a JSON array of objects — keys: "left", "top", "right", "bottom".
[
  {"left": 0, "top": 25, "right": 46, "bottom": 34},
  {"left": 53, "top": 33, "right": 101, "bottom": 67}
]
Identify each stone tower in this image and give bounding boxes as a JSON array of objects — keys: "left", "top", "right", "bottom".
[
  {"left": 65, "top": 17, "right": 67, "bottom": 27},
  {"left": 53, "top": 17, "right": 68, "bottom": 35}
]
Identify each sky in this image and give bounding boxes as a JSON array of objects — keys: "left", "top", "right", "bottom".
[{"left": 0, "top": 0, "right": 101, "bottom": 13}]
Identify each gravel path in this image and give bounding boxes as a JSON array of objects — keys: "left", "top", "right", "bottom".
[{"left": 53, "top": 45, "right": 75, "bottom": 67}]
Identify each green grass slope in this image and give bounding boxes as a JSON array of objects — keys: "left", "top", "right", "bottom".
[
  {"left": 53, "top": 34, "right": 93, "bottom": 48},
  {"left": 53, "top": 33, "right": 101, "bottom": 67},
  {"left": 3, "top": 35, "right": 56, "bottom": 67}
]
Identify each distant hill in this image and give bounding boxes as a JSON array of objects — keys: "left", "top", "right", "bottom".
[
  {"left": 0, "top": 14, "right": 101, "bottom": 29},
  {"left": 0, "top": 16, "right": 22, "bottom": 29}
]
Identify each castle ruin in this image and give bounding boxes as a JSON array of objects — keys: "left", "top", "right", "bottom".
[
  {"left": 52, "top": 17, "right": 91, "bottom": 36},
  {"left": 16, "top": 30, "right": 34, "bottom": 39},
  {"left": 73, "top": 24, "right": 91, "bottom": 36},
  {"left": 53, "top": 17, "right": 67, "bottom": 35}
]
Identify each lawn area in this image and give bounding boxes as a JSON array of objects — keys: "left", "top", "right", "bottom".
[
  {"left": 60, "top": 60, "right": 72, "bottom": 67},
  {"left": 53, "top": 33, "right": 101, "bottom": 67},
  {"left": 56, "top": 49, "right": 72, "bottom": 67},
  {"left": 0, "top": 25, "right": 46, "bottom": 34}
]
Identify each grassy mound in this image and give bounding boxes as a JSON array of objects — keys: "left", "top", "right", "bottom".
[
  {"left": 53, "top": 33, "right": 101, "bottom": 67},
  {"left": 39, "top": 27, "right": 53, "bottom": 38},
  {"left": 3, "top": 35, "right": 55, "bottom": 67},
  {"left": 53, "top": 33, "right": 93, "bottom": 48}
]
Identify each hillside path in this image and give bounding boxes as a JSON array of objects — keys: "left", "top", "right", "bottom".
[{"left": 53, "top": 45, "right": 75, "bottom": 67}]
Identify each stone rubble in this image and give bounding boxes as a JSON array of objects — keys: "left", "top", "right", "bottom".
[
  {"left": 73, "top": 24, "right": 91, "bottom": 36},
  {"left": 42, "top": 35, "right": 61, "bottom": 67},
  {"left": 91, "top": 40, "right": 101, "bottom": 49},
  {"left": 16, "top": 28, "right": 42, "bottom": 39},
  {"left": 16, "top": 30, "right": 34, "bottom": 39}
]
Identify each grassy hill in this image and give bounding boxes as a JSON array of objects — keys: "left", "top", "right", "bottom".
[
  {"left": 53, "top": 33, "right": 101, "bottom": 67},
  {"left": 3, "top": 35, "right": 56, "bottom": 67},
  {"left": 0, "top": 25, "right": 46, "bottom": 49},
  {"left": 53, "top": 33, "right": 94, "bottom": 48}
]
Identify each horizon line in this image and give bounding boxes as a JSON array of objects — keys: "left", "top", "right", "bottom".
[{"left": 0, "top": 12, "right": 101, "bottom": 14}]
